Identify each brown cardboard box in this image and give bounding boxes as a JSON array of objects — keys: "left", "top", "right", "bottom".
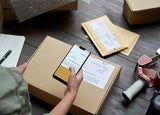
[
  {"left": 123, "top": 0, "right": 160, "bottom": 25},
  {"left": 23, "top": 36, "right": 121, "bottom": 115},
  {"left": 1, "top": 0, "right": 78, "bottom": 22}
]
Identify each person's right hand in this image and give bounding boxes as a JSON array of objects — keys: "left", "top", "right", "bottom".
[
  {"left": 49, "top": 67, "right": 83, "bottom": 115},
  {"left": 65, "top": 67, "right": 83, "bottom": 96}
]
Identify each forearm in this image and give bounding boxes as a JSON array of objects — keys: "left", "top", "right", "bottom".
[
  {"left": 49, "top": 68, "right": 83, "bottom": 115},
  {"left": 49, "top": 92, "right": 77, "bottom": 115}
]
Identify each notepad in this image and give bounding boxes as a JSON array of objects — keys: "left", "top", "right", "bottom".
[{"left": 0, "top": 34, "right": 25, "bottom": 67}]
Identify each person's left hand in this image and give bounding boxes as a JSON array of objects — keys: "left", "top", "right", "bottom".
[{"left": 16, "top": 63, "right": 27, "bottom": 74}]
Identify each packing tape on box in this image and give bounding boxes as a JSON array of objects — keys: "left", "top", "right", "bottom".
[{"left": 8, "top": 0, "right": 74, "bottom": 22}]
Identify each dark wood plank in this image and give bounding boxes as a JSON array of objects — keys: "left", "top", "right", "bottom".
[{"left": 18, "top": 43, "right": 36, "bottom": 64}]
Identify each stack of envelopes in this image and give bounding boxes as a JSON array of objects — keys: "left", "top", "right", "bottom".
[{"left": 82, "top": 15, "right": 140, "bottom": 57}]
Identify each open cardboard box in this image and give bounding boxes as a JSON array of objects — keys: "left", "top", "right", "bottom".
[
  {"left": 23, "top": 36, "right": 121, "bottom": 115},
  {"left": 123, "top": 0, "right": 160, "bottom": 25},
  {"left": 1, "top": 0, "right": 78, "bottom": 22}
]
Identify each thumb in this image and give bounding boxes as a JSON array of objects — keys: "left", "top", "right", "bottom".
[{"left": 17, "top": 63, "right": 27, "bottom": 74}]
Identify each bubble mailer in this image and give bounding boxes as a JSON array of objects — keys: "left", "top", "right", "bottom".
[{"left": 8, "top": 0, "right": 74, "bottom": 22}]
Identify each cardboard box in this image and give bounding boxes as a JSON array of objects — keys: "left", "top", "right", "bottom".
[
  {"left": 1, "top": 0, "right": 78, "bottom": 22},
  {"left": 23, "top": 36, "right": 121, "bottom": 115},
  {"left": 123, "top": 0, "right": 160, "bottom": 25}
]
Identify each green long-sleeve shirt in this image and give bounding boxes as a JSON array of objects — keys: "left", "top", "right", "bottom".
[{"left": 0, "top": 66, "right": 51, "bottom": 115}]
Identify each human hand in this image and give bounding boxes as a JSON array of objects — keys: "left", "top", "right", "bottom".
[
  {"left": 16, "top": 63, "right": 27, "bottom": 74},
  {"left": 65, "top": 67, "right": 83, "bottom": 96},
  {"left": 49, "top": 67, "right": 83, "bottom": 115}
]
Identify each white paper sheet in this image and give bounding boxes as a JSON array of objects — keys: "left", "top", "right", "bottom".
[
  {"left": 0, "top": 34, "right": 25, "bottom": 67},
  {"left": 89, "top": 20, "right": 120, "bottom": 50},
  {"left": 82, "top": 56, "right": 115, "bottom": 89}
]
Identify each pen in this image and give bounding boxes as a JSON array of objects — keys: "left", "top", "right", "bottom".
[{"left": 0, "top": 50, "right": 12, "bottom": 64}]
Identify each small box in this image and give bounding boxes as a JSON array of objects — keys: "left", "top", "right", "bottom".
[
  {"left": 123, "top": 0, "right": 160, "bottom": 25},
  {"left": 1, "top": 0, "right": 78, "bottom": 22},
  {"left": 23, "top": 36, "right": 121, "bottom": 115}
]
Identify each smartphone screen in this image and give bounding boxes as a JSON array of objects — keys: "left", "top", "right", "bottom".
[{"left": 53, "top": 44, "right": 91, "bottom": 85}]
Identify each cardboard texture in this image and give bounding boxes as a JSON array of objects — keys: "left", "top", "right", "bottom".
[
  {"left": 82, "top": 15, "right": 140, "bottom": 56},
  {"left": 123, "top": 0, "right": 160, "bottom": 25},
  {"left": 23, "top": 36, "right": 121, "bottom": 115},
  {"left": 82, "top": 15, "right": 127, "bottom": 57},
  {"left": 1, "top": 0, "right": 77, "bottom": 22}
]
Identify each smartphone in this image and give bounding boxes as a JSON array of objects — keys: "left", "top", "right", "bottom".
[{"left": 53, "top": 44, "right": 91, "bottom": 85}]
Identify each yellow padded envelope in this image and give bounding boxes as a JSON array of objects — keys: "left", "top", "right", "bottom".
[{"left": 82, "top": 15, "right": 140, "bottom": 56}]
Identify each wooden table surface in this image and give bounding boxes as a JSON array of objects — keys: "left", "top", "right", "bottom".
[{"left": 3, "top": 0, "right": 160, "bottom": 115}]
